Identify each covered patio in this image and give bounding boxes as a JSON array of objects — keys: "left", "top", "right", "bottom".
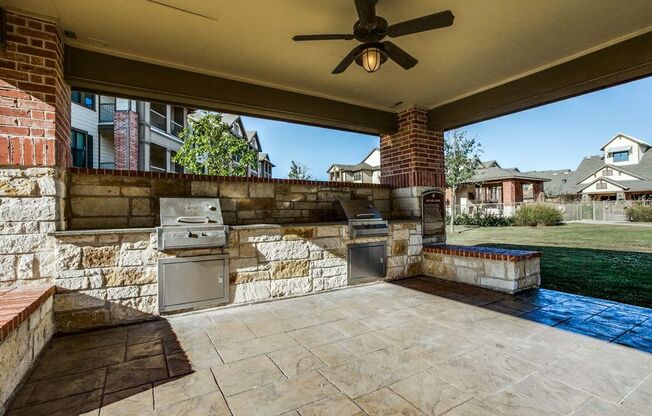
[
  {"left": 2, "top": 0, "right": 652, "bottom": 415},
  {"left": 6, "top": 278, "right": 652, "bottom": 416}
]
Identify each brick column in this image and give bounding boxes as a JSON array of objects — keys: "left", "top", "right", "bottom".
[
  {"left": 113, "top": 111, "right": 138, "bottom": 170},
  {"left": 0, "top": 11, "right": 70, "bottom": 167},
  {"left": 502, "top": 180, "right": 523, "bottom": 206},
  {"left": 0, "top": 10, "right": 70, "bottom": 291},
  {"left": 380, "top": 107, "right": 444, "bottom": 189},
  {"left": 532, "top": 181, "right": 544, "bottom": 202}
]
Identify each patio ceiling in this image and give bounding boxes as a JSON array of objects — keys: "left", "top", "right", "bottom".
[{"left": 4, "top": 0, "right": 652, "bottom": 133}]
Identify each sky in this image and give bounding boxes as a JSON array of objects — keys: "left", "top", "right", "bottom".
[{"left": 244, "top": 76, "right": 652, "bottom": 180}]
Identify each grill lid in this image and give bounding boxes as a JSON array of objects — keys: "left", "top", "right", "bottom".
[
  {"left": 159, "top": 198, "right": 223, "bottom": 227},
  {"left": 338, "top": 200, "right": 383, "bottom": 220}
]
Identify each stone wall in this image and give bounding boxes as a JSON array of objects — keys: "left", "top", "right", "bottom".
[
  {"left": 0, "top": 167, "right": 66, "bottom": 288},
  {"left": 67, "top": 169, "right": 392, "bottom": 229},
  {"left": 0, "top": 287, "right": 54, "bottom": 414},
  {"left": 422, "top": 245, "right": 540, "bottom": 294},
  {"left": 51, "top": 221, "right": 422, "bottom": 332}
]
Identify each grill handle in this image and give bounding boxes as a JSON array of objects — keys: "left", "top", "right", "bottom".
[
  {"left": 355, "top": 213, "right": 375, "bottom": 219},
  {"left": 176, "top": 216, "right": 210, "bottom": 224}
]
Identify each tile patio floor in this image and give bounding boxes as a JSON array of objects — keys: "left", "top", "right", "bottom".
[{"left": 7, "top": 277, "right": 652, "bottom": 416}]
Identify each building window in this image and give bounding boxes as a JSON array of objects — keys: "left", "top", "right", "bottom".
[
  {"left": 523, "top": 183, "right": 531, "bottom": 191},
  {"left": 170, "top": 151, "right": 183, "bottom": 173},
  {"left": 150, "top": 144, "right": 167, "bottom": 172},
  {"left": 603, "top": 168, "right": 613, "bottom": 176},
  {"left": 171, "top": 107, "right": 185, "bottom": 138},
  {"left": 150, "top": 103, "right": 167, "bottom": 132},
  {"left": 353, "top": 171, "right": 362, "bottom": 181},
  {"left": 596, "top": 182, "right": 608, "bottom": 190},
  {"left": 612, "top": 151, "right": 629, "bottom": 162},
  {"left": 70, "top": 129, "right": 93, "bottom": 168},
  {"left": 71, "top": 90, "right": 95, "bottom": 110}
]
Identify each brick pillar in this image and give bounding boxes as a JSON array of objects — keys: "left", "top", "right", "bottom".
[
  {"left": 502, "top": 180, "right": 523, "bottom": 206},
  {"left": 0, "top": 11, "right": 70, "bottom": 167},
  {"left": 380, "top": 107, "right": 444, "bottom": 189},
  {"left": 532, "top": 181, "right": 544, "bottom": 202},
  {"left": 380, "top": 108, "right": 444, "bottom": 221},
  {"left": 0, "top": 10, "right": 70, "bottom": 292},
  {"left": 114, "top": 111, "right": 138, "bottom": 170}
]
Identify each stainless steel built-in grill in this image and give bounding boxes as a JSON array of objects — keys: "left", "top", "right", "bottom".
[
  {"left": 338, "top": 200, "right": 389, "bottom": 238},
  {"left": 157, "top": 197, "right": 227, "bottom": 250},
  {"left": 156, "top": 198, "right": 229, "bottom": 313}
]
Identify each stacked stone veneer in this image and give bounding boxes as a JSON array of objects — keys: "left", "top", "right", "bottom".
[
  {"left": 67, "top": 169, "right": 391, "bottom": 229},
  {"left": 0, "top": 167, "right": 66, "bottom": 288},
  {"left": 52, "top": 221, "right": 422, "bottom": 332},
  {"left": 422, "top": 245, "right": 540, "bottom": 294},
  {"left": 0, "top": 286, "right": 55, "bottom": 414}
]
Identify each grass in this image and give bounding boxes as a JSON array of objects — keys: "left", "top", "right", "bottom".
[{"left": 447, "top": 223, "right": 652, "bottom": 308}]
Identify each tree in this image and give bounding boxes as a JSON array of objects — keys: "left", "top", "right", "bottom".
[
  {"left": 288, "top": 160, "right": 312, "bottom": 180},
  {"left": 445, "top": 129, "right": 483, "bottom": 232},
  {"left": 172, "top": 112, "right": 258, "bottom": 176}
]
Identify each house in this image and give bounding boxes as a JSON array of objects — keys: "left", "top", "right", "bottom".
[
  {"left": 328, "top": 148, "right": 380, "bottom": 183},
  {"left": 71, "top": 95, "right": 274, "bottom": 177},
  {"left": 446, "top": 160, "right": 550, "bottom": 214},
  {"left": 71, "top": 91, "right": 191, "bottom": 173},
  {"left": 525, "top": 133, "right": 652, "bottom": 201}
]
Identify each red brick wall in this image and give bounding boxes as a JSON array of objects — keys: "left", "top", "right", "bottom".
[
  {"left": 380, "top": 107, "right": 444, "bottom": 188},
  {"left": 114, "top": 111, "right": 139, "bottom": 171},
  {"left": 0, "top": 11, "right": 70, "bottom": 167},
  {"left": 502, "top": 179, "right": 523, "bottom": 205}
]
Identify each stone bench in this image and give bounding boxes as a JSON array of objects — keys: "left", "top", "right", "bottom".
[
  {"left": 422, "top": 245, "right": 541, "bottom": 293},
  {"left": 0, "top": 285, "right": 55, "bottom": 414}
]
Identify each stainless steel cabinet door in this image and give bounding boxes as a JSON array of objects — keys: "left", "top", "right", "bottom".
[
  {"left": 348, "top": 242, "right": 386, "bottom": 281},
  {"left": 158, "top": 255, "right": 229, "bottom": 313}
]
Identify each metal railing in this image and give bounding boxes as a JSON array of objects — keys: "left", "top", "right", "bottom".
[
  {"left": 99, "top": 162, "right": 115, "bottom": 170},
  {"left": 99, "top": 103, "right": 115, "bottom": 123},
  {"left": 150, "top": 109, "right": 167, "bottom": 131}
]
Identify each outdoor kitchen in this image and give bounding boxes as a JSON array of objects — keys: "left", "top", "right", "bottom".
[{"left": 48, "top": 168, "right": 426, "bottom": 332}]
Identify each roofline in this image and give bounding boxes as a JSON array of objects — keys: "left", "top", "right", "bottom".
[
  {"left": 575, "top": 163, "right": 647, "bottom": 184},
  {"left": 577, "top": 176, "right": 630, "bottom": 192},
  {"left": 600, "top": 132, "right": 652, "bottom": 150}
]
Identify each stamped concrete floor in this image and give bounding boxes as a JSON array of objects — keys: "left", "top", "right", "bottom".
[{"left": 7, "top": 277, "right": 652, "bottom": 416}]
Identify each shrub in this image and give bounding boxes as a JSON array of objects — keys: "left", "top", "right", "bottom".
[
  {"left": 446, "top": 211, "right": 512, "bottom": 227},
  {"left": 626, "top": 204, "right": 652, "bottom": 222},
  {"left": 512, "top": 203, "right": 563, "bottom": 226}
]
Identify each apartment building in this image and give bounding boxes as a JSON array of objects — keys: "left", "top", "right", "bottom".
[{"left": 70, "top": 91, "right": 273, "bottom": 177}]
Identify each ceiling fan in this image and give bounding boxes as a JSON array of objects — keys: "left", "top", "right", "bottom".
[{"left": 292, "top": 0, "right": 454, "bottom": 74}]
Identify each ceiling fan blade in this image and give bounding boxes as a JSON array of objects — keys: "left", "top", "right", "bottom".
[
  {"left": 293, "top": 34, "right": 355, "bottom": 41},
  {"left": 382, "top": 41, "right": 418, "bottom": 70},
  {"left": 354, "top": 0, "right": 377, "bottom": 29},
  {"left": 333, "top": 44, "right": 366, "bottom": 74},
  {"left": 387, "top": 10, "right": 454, "bottom": 38}
]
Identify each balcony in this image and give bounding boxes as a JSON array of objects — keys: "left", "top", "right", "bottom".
[
  {"left": 99, "top": 162, "right": 115, "bottom": 169},
  {"left": 99, "top": 103, "right": 115, "bottom": 123}
]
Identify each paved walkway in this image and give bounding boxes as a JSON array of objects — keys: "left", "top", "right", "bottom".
[{"left": 7, "top": 278, "right": 652, "bottom": 416}]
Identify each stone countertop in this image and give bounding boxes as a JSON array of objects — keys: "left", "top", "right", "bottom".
[
  {"left": 49, "top": 219, "right": 421, "bottom": 236},
  {"left": 49, "top": 228, "right": 156, "bottom": 237}
]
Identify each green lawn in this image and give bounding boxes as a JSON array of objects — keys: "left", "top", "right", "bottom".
[{"left": 447, "top": 223, "right": 652, "bottom": 308}]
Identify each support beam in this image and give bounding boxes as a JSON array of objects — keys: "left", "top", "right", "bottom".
[
  {"left": 429, "top": 31, "right": 652, "bottom": 130},
  {"left": 64, "top": 47, "right": 397, "bottom": 135}
]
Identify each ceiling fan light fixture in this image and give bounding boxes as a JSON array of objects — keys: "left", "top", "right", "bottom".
[{"left": 357, "top": 46, "right": 385, "bottom": 73}]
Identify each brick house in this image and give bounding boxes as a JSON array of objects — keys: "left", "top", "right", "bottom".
[{"left": 446, "top": 160, "right": 549, "bottom": 214}]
